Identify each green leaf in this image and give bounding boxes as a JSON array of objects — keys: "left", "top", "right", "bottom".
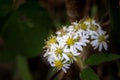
[
  {"left": 16, "top": 55, "right": 32, "bottom": 80},
  {"left": 0, "top": 0, "right": 12, "bottom": 18},
  {"left": 0, "top": 1, "right": 53, "bottom": 62},
  {"left": 0, "top": 0, "right": 13, "bottom": 33},
  {"left": 80, "top": 67, "right": 99, "bottom": 80},
  {"left": 0, "top": 49, "right": 15, "bottom": 63},
  {"left": 85, "top": 53, "right": 120, "bottom": 66}
]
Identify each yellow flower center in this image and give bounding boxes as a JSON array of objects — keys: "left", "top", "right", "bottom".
[
  {"left": 75, "top": 36, "right": 81, "bottom": 42},
  {"left": 98, "top": 35, "right": 105, "bottom": 42},
  {"left": 55, "top": 60, "right": 63, "bottom": 69},
  {"left": 90, "top": 25, "right": 98, "bottom": 31},
  {"left": 67, "top": 53, "right": 73, "bottom": 59},
  {"left": 49, "top": 37, "right": 57, "bottom": 44},
  {"left": 79, "top": 23, "right": 87, "bottom": 30},
  {"left": 86, "top": 18, "right": 92, "bottom": 22},
  {"left": 66, "top": 37, "right": 75, "bottom": 46},
  {"left": 44, "top": 36, "right": 57, "bottom": 48},
  {"left": 55, "top": 48, "right": 63, "bottom": 56},
  {"left": 74, "top": 25, "right": 80, "bottom": 31}
]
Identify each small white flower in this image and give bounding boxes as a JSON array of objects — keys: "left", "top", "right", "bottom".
[
  {"left": 83, "top": 17, "right": 93, "bottom": 25},
  {"left": 56, "top": 26, "right": 68, "bottom": 36},
  {"left": 88, "top": 23, "right": 102, "bottom": 37},
  {"left": 64, "top": 33, "right": 83, "bottom": 51},
  {"left": 49, "top": 55, "right": 70, "bottom": 73},
  {"left": 66, "top": 47, "right": 80, "bottom": 63},
  {"left": 76, "top": 30, "right": 89, "bottom": 45},
  {"left": 90, "top": 30, "right": 109, "bottom": 51},
  {"left": 44, "top": 48, "right": 53, "bottom": 57},
  {"left": 44, "top": 35, "right": 57, "bottom": 48}
]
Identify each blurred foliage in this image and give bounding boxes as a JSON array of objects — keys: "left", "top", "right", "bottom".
[
  {"left": 85, "top": 53, "right": 120, "bottom": 66},
  {"left": 0, "top": 0, "right": 13, "bottom": 32},
  {"left": 80, "top": 67, "right": 100, "bottom": 80},
  {"left": 17, "top": 55, "right": 32, "bottom": 80},
  {"left": 0, "top": 0, "right": 12, "bottom": 19},
  {"left": 0, "top": 0, "right": 53, "bottom": 62}
]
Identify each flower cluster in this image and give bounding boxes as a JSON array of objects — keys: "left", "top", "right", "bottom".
[{"left": 43, "top": 18, "right": 109, "bottom": 73}]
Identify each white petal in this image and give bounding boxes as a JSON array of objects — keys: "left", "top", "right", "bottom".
[
  {"left": 93, "top": 43, "right": 99, "bottom": 49},
  {"left": 63, "top": 64, "right": 70, "bottom": 69},
  {"left": 105, "top": 35, "right": 109, "bottom": 39},
  {"left": 64, "top": 48, "right": 70, "bottom": 53},
  {"left": 62, "top": 67, "right": 67, "bottom": 73},
  {"left": 74, "top": 52, "right": 80, "bottom": 56},
  {"left": 91, "top": 40, "right": 98, "bottom": 45},
  {"left": 75, "top": 45, "right": 83, "bottom": 51},
  {"left": 103, "top": 42, "right": 108, "bottom": 50},
  {"left": 63, "top": 54, "right": 69, "bottom": 60},
  {"left": 98, "top": 43, "right": 102, "bottom": 51}
]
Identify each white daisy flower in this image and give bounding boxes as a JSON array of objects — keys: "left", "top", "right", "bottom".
[
  {"left": 90, "top": 30, "right": 109, "bottom": 51},
  {"left": 83, "top": 17, "right": 94, "bottom": 25},
  {"left": 65, "top": 47, "right": 80, "bottom": 63},
  {"left": 44, "top": 35, "right": 57, "bottom": 48},
  {"left": 56, "top": 26, "right": 68, "bottom": 36},
  {"left": 44, "top": 48, "right": 53, "bottom": 57},
  {"left": 49, "top": 55, "right": 70, "bottom": 73},
  {"left": 75, "top": 30, "right": 89, "bottom": 47},
  {"left": 64, "top": 33, "right": 83, "bottom": 51},
  {"left": 50, "top": 43, "right": 69, "bottom": 60},
  {"left": 88, "top": 24, "right": 101, "bottom": 37},
  {"left": 65, "top": 32, "right": 89, "bottom": 51}
]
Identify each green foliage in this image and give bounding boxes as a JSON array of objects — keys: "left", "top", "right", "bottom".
[
  {"left": 85, "top": 53, "right": 120, "bottom": 66},
  {"left": 0, "top": 1, "right": 53, "bottom": 62},
  {"left": 0, "top": 0, "right": 13, "bottom": 33},
  {"left": 80, "top": 67, "right": 100, "bottom": 80},
  {"left": 0, "top": 0, "right": 12, "bottom": 18},
  {"left": 16, "top": 55, "right": 32, "bottom": 80}
]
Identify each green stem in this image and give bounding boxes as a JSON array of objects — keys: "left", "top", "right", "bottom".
[
  {"left": 76, "top": 56, "right": 85, "bottom": 70},
  {"left": 16, "top": 55, "right": 32, "bottom": 80}
]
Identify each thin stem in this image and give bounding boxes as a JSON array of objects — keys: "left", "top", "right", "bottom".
[
  {"left": 76, "top": 56, "right": 85, "bottom": 71},
  {"left": 50, "top": 70, "right": 61, "bottom": 80},
  {"left": 65, "top": 0, "right": 86, "bottom": 22}
]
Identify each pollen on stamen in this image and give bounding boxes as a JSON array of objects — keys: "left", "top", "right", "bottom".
[
  {"left": 66, "top": 37, "right": 75, "bottom": 46},
  {"left": 55, "top": 48, "right": 63, "bottom": 56},
  {"left": 98, "top": 35, "right": 105, "bottom": 42},
  {"left": 54, "top": 60, "right": 63, "bottom": 69}
]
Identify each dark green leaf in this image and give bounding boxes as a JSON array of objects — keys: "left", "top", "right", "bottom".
[
  {"left": 0, "top": 0, "right": 13, "bottom": 33},
  {"left": 80, "top": 67, "right": 100, "bottom": 80},
  {"left": 0, "top": 1, "right": 52, "bottom": 62},
  {"left": 0, "top": 0, "right": 12, "bottom": 18},
  {"left": 85, "top": 53, "right": 120, "bottom": 65},
  {"left": 0, "top": 49, "right": 15, "bottom": 63}
]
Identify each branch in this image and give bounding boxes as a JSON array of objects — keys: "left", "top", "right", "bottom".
[{"left": 65, "top": 0, "right": 86, "bottom": 22}]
